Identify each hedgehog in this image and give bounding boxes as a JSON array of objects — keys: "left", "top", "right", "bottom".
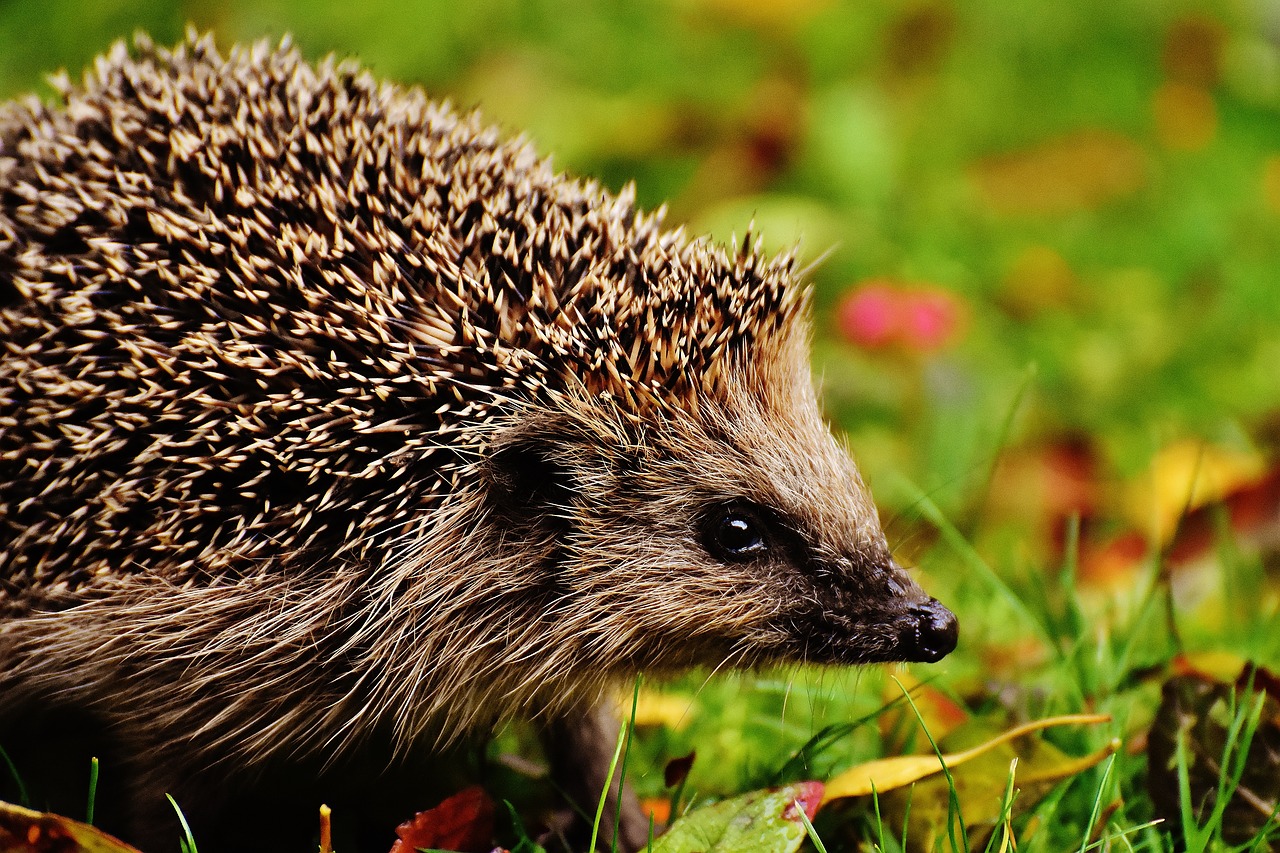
[{"left": 0, "top": 30, "right": 957, "bottom": 851}]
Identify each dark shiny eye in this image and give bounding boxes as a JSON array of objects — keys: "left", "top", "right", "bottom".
[{"left": 703, "top": 503, "right": 771, "bottom": 562}]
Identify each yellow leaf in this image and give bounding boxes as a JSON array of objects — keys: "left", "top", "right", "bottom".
[
  {"left": 625, "top": 688, "right": 697, "bottom": 730},
  {"left": 1172, "top": 650, "right": 1249, "bottom": 682},
  {"left": 822, "top": 713, "right": 1111, "bottom": 802},
  {"left": 1264, "top": 156, "right": 1280, "bottom": 215},
  {"left": 1124, "top": 440, "right": 1265, "bottom": 542},
  {"left": 1017, "top": 738, "right": 1122, "bottom": 784}
]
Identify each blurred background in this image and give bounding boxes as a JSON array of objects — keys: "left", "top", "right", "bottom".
[{"left": 4, "top": 0, "right": 1280, "bottom": 835}]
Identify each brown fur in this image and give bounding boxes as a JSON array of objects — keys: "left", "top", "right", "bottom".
[{"left": 0, "top": 32, "right": 955, "bottom": 850}]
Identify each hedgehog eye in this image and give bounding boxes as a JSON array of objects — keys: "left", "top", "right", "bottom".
[{"left": 703, "top": 503, "right": 771, "bottom": 562}]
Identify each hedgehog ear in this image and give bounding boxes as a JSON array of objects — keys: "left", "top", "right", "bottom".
[{"left": 485, "top": 434, "right": 578, "bottom": 519}]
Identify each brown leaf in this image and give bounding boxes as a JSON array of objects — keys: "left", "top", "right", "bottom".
[
  {"left": 1162, "top": 16, "right": 1226, "bottom": 87},
  {"left": 664, "top": 751, "right": 697, "bottom": 788},
  {"left": 1147, "top": 665, "right": 1280, "bottom": 846}
]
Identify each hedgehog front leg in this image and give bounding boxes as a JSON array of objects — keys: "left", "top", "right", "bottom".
[{"left": 543, "top": 703, "right": 650, "bottom": 852}]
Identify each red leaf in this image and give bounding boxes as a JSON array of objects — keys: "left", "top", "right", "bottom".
[
  {"left": 388, "top": 786, "right": 496, "bottom": 853},
  {"left": 784, "top": 780, "right": 824, "bottom": 822}
]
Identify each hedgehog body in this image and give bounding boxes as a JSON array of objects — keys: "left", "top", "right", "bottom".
[{"left": 0, "top": 32, "right": 955, "bottom": 849}]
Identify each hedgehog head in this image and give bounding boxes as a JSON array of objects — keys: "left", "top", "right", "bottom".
[{"left": 472, "top": 244, "right": 957, "bottom": 679}]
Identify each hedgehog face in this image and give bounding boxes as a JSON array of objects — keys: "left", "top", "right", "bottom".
[{"left": 482, "top": 331, "right": 956, "bottom": 677}]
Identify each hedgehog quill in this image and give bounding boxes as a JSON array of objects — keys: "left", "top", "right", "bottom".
[{"left": 0, "top": 32, "right": 956, "bottom": 850}]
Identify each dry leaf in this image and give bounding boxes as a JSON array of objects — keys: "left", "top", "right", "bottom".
[
  {"left": 1147, "top": 664, "right": 1280, "bottom": 845},
  {"left": 824, "top": 713, "right": 1112, "bottom": 801},
  {"left": 388, "top": 786, "right": 495, "bottom": 853},
  {"left": 0, "top": 801, "right": 142, "bottom": 853}
]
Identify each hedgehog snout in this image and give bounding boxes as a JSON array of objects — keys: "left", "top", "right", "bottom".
[{"left": 898, "top": 598, "right": 958, "bottom": 663}]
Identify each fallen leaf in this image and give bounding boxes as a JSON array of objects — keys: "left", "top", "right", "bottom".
[
  {"left": 1123, "top": 440, "right": 1266, "bottom": 544},
  {"left": 641, "top": 797, "right": 672, "bottom": 826},
  {"left": 389, "top": 786, "right": 495, "bottom": 853},
  {"left": 879, "top": 672, "right": 969, "bottom": 750},
  {"left": 883, "top": 4, "right": 955, "bottom": 79},
  {"left": 0, "top": 800, "right": 142, "bottom": 853},
  {"left": 630, "top": 689, "right": 698, "bottom": 730},
  {"left": 1147, "top": 664, "right": 1280, "bottom": 845},
  {"left": 1078, "top": 531, "right": 1150, "bottom": 589},
  {"left": 651, "top": 782, "right": 823, "bottom": 853},
  {"left": 824, "top": 713, "right": 1111, "bottom": 800},
  {"left": 1162, "top": 16, "right": 1226, "bottom": 86},
  {"left": 664, "top": 751, "right": 697, "bottom": 788},
  {"left": 1171, "top": 651, "right": 1250, "bottom": 682},
  {"left": 828, "top": 714, "right": 1118, "bottom": 849},
  {"left": 1264, "top": 156, "right": 1280, "bottom": 215},
  {"left": 1163, "top": 467, "right": 1280, "bottom": 566},
  {"left": 1000, "top": 244, "right": 1075, "bottom": 317}
]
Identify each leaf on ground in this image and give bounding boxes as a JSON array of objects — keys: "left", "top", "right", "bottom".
[
  {"left": 1171, "top": 651, "right": 1250, "bottom": 683},
  {"left": 825, "top": 713, "right": 1111, "bottom": 801},
  {"left": 1153, "top": 83, "right": 1217, "bottom": 151},
  {"left": 1082, "top": 463, "right": 1280, "bottom": 587},
  {"left": 388, "top": 785, "right": 495, "bottom": 853},
  {"left": 1264, "top": 155, "right": 1280, "bottom": 214},
  {"left": 830, "top": 714, "right": 1117, "bottom": 849},
  {"left": 650, "top": 782, "right": 823, "bottom": 853},
  {"left": 629, "top": 688, "right": 698, "bottom": 731},
  {"left": 1147, "top": 662, "right": 1280, "bottom": 845},
  {"left": 664, "top": 751, "right": 697, "bottom": 788},
  {"left": 987, "top": 440, "right": 1100, "bottom": 536},
  {"left": 641, "top": 797, "right": 673, "bottom": 826},
  {"left": 1163, "top": 466, "right": 1280, "bottom": 566},
  {"left": 1122, "top": 439, "right": 1266, "bottom": 544},
  {"left": 878, "top": 673, "right": 969, "bottom": 751},
  {"left": 0, "top": 800, "right": 142, "bottom": 853},
  {"left": 999, "top": 245, "right": 1076, "bottom": 317}
]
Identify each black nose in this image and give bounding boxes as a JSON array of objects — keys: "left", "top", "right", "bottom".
[{"left": 905, "top": 598, "right": 958, "bottom": 663}]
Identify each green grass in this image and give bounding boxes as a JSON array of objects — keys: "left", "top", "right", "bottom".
[{"left": 166, "top": 795, "right": 199, "bottom": 853}]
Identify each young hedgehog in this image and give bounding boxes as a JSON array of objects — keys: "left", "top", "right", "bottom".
[{"left": 0, "top": 31, "right": 956, "bottom": 851}]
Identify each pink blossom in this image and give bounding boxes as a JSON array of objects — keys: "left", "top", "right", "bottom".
[
  {"left": 835, "top": 281, "right": 965, "bottom": 352},
  {"left": 836, "top": 281, "right": 900, "bottom": 348},
  {"left": 901, "top": 288, "right": 962, "bottom": 351}
]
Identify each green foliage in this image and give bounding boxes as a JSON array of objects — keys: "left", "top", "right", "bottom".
[{"left": 166, "top": 795, "right": 198, "bottom": 853}]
